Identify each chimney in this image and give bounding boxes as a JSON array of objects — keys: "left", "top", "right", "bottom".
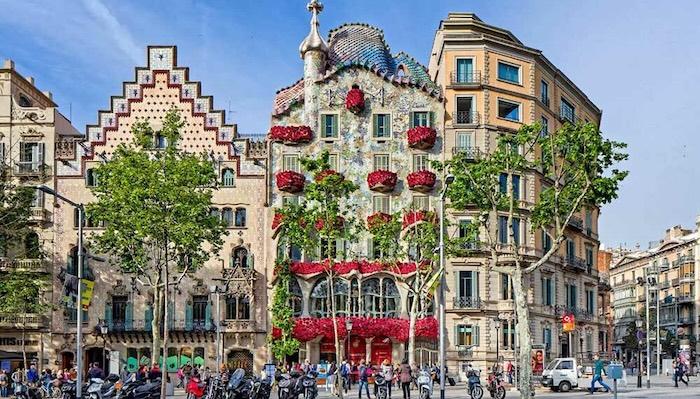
[
  {"left": 696, "top": 215, "right": 700, "bottom": 232},
  {"left": 27, "top": 76, "right": 35, "bottom": 86},
  {"left": 2, "top": 59, "right": 14, "bottom": 70},
  {"left": 42, "top": 91, "right": 53, "bottom": 100}
]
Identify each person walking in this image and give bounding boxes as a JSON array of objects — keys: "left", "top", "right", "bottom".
[
  {"left": 340, "top": 360, "right": 350, "bottom": 394},
  {"left": 0, "top": 369, "right": 8, "bottom": 397},
  {"left": 381, "top": 360, "right": 393, "bottom": 399},
  {"left": 399, "top": 360, "right": 411, "bottom": 399},
  {"left": 327, "top": 361, "right": 338, "bottom": 395},
  {"left": 675, "top": 359, "right": 688, "bottom": 388},
  {"left": 589, "top": 355, "right": 611, "bottom": 394},
  {"left": 358, "top": 360, "right": 371, "bottom": 399}
]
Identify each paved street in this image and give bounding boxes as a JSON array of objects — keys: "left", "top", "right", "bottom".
[{"left": 170, "top": 374, "right": 700, "bottom": 398}]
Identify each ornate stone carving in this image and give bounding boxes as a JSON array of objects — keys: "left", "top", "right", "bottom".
[{"left": 56, "top": 138, "right": 79, "bottom": 161}]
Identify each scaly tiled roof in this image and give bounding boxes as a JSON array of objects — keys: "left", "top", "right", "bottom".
[{"left": 273, "top": 23, "right": 441, "bottom": 116}]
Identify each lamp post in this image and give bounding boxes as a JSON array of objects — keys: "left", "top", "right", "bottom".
[
  {"left": 99, "top": 321, "right": 108, "bottom": 373},
  {"left": 438, "top": 174, "right": 454, "bottom": 399},
  {"left": 345, "top": 318, "right": 353, "bottom": 363},
  {"left": 209, "top": 285, "right": 223, "bottom": 372},
  {"left": 35, "top": 185, "right": 85, "bottom": 399},
  {"left": 494, "top": 319, "right": 501, "bottom": 369},
  {"left": 635, "top": 317, "right": 643, "bottom": 388}
]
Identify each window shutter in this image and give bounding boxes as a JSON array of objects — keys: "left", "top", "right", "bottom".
[
  {"left": 125, "top": 302, "right": 133, "bottom": 331},
  {"left": 429, "top": 111, "right": 435, "bottom": 127},
  {"left": 0, "top": 143, "right": 4, "bottom": 163},
  {"left": 336, "top": 239, "right": 345, "bottom": 258},
  {"left": 367, "top": 239, "right": 374, "bottom": 259},
  {"left": 409, "top": 112, "right": 415, "bottom": 128},
  {"left": 475, "top": 271, "right": 480, "bottom": 298},
  {"left": 205, "top": 300, "right": 212, "bottom": 330},
  {"left": 454, "top": 270, "right": 460, "bottom": 302},
  {"left": 454, "top": 324, "right": 459, "bottom": 346},
  {"left": 373, "top": 115, "right": 379, "bottom": 137},
  {"left": 145, "top": 305, "right": 153, "bottom": 332},
  {"left": 38, "top": 143, "right": 45, "bottom": 164},
  {"left": 185, "top": 301, "right": 193, "bottom": 331},
  {"left": 475, "top": 325, "right": 480, "bottom": 346},
  {"left": 332, "top": 115, "right": 338, "bottom": 137},
  {"left": 104, "top": 303, "right": 113, "bottom": 329}
]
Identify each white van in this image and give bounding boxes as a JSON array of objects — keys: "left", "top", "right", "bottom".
[{"left": 541, "top": 357, "right": 581, "bottom": 392}]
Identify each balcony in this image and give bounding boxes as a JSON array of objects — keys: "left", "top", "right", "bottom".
[
  {"left": 221, "top": 320, "right": 259, "bottom": 333},
  {"left": 29, "top": 207, "right": 50, "bottom": 223},
  {"left": 452, "top": 297, "right": 482, "bottom": 310},
  {"left": 453, "top": 110, "right": 479, "bottom": 126},
  {"left": 456, "top": 346, "right": 475, "bottom": 358},
  {"left": 660, "top": 262, "right": 670, "bottom": 272},
  {"left": 451, "top": 146, "right": 482, "bottom": 161},
  {"left": 0, "top": 258, "right": 49, "bottom": 273},
  {"left": 558, "top": 108, "right": 580, "bottom": 124},
  {"left": 564, "top": 255, "right": 587, "bottom": 272},
  {"left": 567, "top": 216, "right": 584, "bottom": 230},
  {"left": 673, "top": 255, "right": 695, "bottom": 267},
  {"left": 449, "top": 71, "right": 483, "bottom": 87},
  {"left": 678, "top": 315, "right": 694, "bottom": 325},
  {"left": 671, "top": 278, "right": 680, "bottom": 286},
  {"left": 0, "top": 313, "right": 47, "bottom": 329},
  {"left": 658, "top": 281, "right": 670, "bottom": 289},
  {"left": 680, "top": 273, "right": 695, "bottom": 283},
  {"left": 107, "top": 319, "right": 151, "bottom": 332},
  {"left": 585, "top": 227, "right": 599, "bottom": 240},
  {"left": 13, "top": 162, "right": 52, "bottom": 178},
  {"left": 677, "top": 295, "right": 693, "bottom": 304}
]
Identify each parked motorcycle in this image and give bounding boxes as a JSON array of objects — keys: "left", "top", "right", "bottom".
[
  {"left": 13, "top": 381, "right": 41, "bottom": 399},
  {"left": 277, "top": 371, "right": 298, "bottom": 399},
  {"left": 186, "top": 374, "right": 207, "bottom": 399},
  {"left": 86, "top": 374, "right": 120, "bottom": 399},
  {"left": 466, "top": 369, "right": 483, "bottom": 399},
  {"left": 248, "top": 374, "right": 272, "bottom": 399},
  {"left": 299, "top": 370, "right": 318, "bottom": 399},
  {"left": 486, "top": 371, "right": 506, "bottom": 399},
  {"left": 225, "top": 368, "right": 248, "bottom": 399},
  {"left": 132, "top": 378, "right": 160, "bottom": 399},
  {"left": 416, "top": 370, "right": 432, "bottom": 399},
  {"left": 374, "top": 372, "right": 389, "bottom": 399}
]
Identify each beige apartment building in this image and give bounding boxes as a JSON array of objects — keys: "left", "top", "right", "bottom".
[
  {"left": 0, "top": 60, "right": 82, "bottom": 370},
  {"left": 428, "top": 13, "right": 609, "bottom": 375},
  {"left": 610, "top": 221, "right": 700, "bottom": 362}
]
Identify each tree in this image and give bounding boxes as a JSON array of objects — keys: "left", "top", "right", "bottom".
[
  {"left": 370, "top": 208, "right": 441, "bottom": 366},
  {"left": 441, "top": 122, "right": 627, "bottom": 398},
  {"left": 271, "top": 152, "right": 361, "bottom": 398},
  {"left": 88, "top": 109, "right": 226, "bottom": 397},
  {"left": 0, "top": 166, "right": 46, "bottom": 370}
]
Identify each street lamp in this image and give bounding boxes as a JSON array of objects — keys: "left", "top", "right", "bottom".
[
  {"left": 98, "top": 320, "right": 108, "bottom": 373},
  {"left": 35, "top": 185, "right": 86, "bottom": 399},
  {"left": 345, "top": 318, "right": 353, "bottom": 362},
  {"left": 494, "top": 318, "right": 501, "bottom": 370},
  {"left": 210, "top": 285, "right": 223, "bottom": 372},
  {"left": 438, "top": 173, "right": 454, "bottom": 399},
  {"left": 635, "top": 317, "right": 643, "bottom": 388}
]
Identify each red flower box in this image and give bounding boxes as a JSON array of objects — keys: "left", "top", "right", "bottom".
[
  {"left": 407, "top": 170, "right": 436, "bottom": 192},
  {"left": 314, "top": 169, "right": 342, "bottom": 183},
  {"left": 268, "top": 125, "right": 313, "bottom": 144},
  {"left": 367, "top": 212, "right": 392, "bottom": 229},
  {"left": 367, "top": 170, "right": 397, "bottom": 192},
  {"left": 289, "top": 260, "right": 418, "bottom": 277},
  {"left": 402, "top": 210, "right": 435, "bottom": 229},
  {"left": 280, "top": 316, "right": 438, "bottom": 342},
  {"left": 271, "top": 212, "right": 284, "bottom": 230},
  {"left": 345, "top": 87, "right": 365, "bottom": 114},
  {"left": 407, "top": 126, "right": 437, "bottom": 150},
  {"left": 276, "top": 171, "right": 305, "bottom": 193}
]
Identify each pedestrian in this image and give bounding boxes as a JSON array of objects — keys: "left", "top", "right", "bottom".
[
  {"left": 11, "top": 368, "right": 24, "bottom": 393},
  {"left": 88, "top": 362, "right": 104, "bottom": 380},
  {"left": 340, "top": 360, "right": 350, "bottom": 394},
  {"left": 327, "top": 361, "right": 337, "bottom": 395},
  {"left": 26, "top": 365, "right": 39, "bottom": 386},
  {"left": 381, "top": 359, "right": 394, "bottom": 399},
  {"left": 149, "top": 362, "right": 162, "bottom": 380},
  {"left": 675, "top": 359, "right": 688, "bottom": 387},
  {"left": 358, "top": 360, "right": 371, "bottom": 399},
  {"left": 589, "top": 354, "right": 611, "bottom": 394},
  {"left": 410, "top": 363, "right": 419, "bottom": 390},
  {"left": 393, "top": 363, "right": 401, "bottom": 389},
  {"left": 183, "top": 362, "right": 193, "bottom": 387},
  {"left": 0, "top": 369, "right": 8, "bottom": 397},
  {"left": 302, "top": 359, "right": 312, "bottom": 374},
  {"left": 399, "top": 360, "right": 411, "bottom": 399}
]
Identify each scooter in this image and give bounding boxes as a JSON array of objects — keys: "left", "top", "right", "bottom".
[
  {"left": 249, "top": 375, "right": 272, "bottom": 399},
  {"left": 467, "top": 369, "right": 483, "bottom": 399},
  {"left": 86, "top": 374, "right": 120, "bottom": 399},
  {"left": 299, "top": 370, "right": 318, "bottom": 399},
  {"left": 132, "top": 378, "right": 160, "bottom": 399},
  {"left": 375, "top": 372, "right": 389, "bottom": 399},
  {"left": 416, "top": 370, "right": 432, "bottom": 399},
  {"left": 225, "top": 369, "right": 248, "bottom": 399},
  {"left": 486, "top": 372, "right": 506, "bottom": 399},
  {"left": 277, "top": 371, "right": 299, "bottom": 399},
  {"left": 186, "top": 374, "right": 207, "bottom": 399}
]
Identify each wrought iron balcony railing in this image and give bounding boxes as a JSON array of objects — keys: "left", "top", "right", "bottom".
[
  {"left": 452, "top": 297, "right": 482, "bottom": 310},
  {"left": 450, "top": 71, "right": 483, "bottom": 86},
  {"left": 454, "top": 110, "right": 479, "bottom": 125}
]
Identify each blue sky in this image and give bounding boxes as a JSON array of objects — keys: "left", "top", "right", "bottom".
[{"left": 1, "top": 0, "right": 699, "bottom": 248}]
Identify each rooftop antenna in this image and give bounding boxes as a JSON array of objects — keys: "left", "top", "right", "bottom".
[{"left": 69, "top": 103, "right": 72, "bottom": 121}]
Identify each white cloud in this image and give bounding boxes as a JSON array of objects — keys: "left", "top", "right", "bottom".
[{"left": 79, "top": 0, "right": 141, "bottom": 65}]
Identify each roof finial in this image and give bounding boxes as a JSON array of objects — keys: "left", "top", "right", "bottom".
[{"left": 299, "top": 0, "right": 329, "bottom": 59}]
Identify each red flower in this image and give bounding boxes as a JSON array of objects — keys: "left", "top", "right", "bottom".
[
  {"left": 271, "top": 212, "right": 284, "bottom": 230},
  {"left": 367, "top": 170, "right": 397, "bottom": 192},
  {"left": 367, "top": 212, "right": 392, "bottom": 229},
  {"left": 268, "top": 126, "right": 313, "bottom": 143},
  {"left": 407, "top": 126, "right": 437, "bottom": 149},
  {"left": 289, "top": 260, "right": 418, "bottom": 277},
  {"left": 402, "top": 210, "right": 436, "bottom": 229},
  {"left": 345, "top": 88, "right": 365, "bottom": 114},
  {"left": 277, "top": 316, "right": 438, "bottom": 342},
  {"left": 407, "top": 170, "right": 436, "bottom": 191},
  {"left": 314, "top": 169, "right": 341, "bottom": 183},
  {"left": 314, "top": 216, "right": 345, "bottom": 231},
  {"left": 276, "top": 171, "right": 305, "bottom": 193}
]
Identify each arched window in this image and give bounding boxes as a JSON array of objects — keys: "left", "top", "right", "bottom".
[
  {"left": 408, "top": 292, "right": 434, "bottom": 317},
  {"left": 210, "top": 208, "right": 221, "bottom": 221},
  {"left": 226, "top": 296, "right": 251, "bottom": 320},
  {"left": 66, "top": 246, "right": 90, "bottom": 279},
  {"left": 289, "top": 278, "right": 303, "bottom": 317},
  {"left": 18, "top": 94, "right": 32, "bottom": 107},
  {"left": 221, "top": 168, "right": 235, "bottom": 187},
  {"left": 234, "top": 208, "right": 246, "bottom": 227},
  {"left": 382, "top": 279, "right": 400, "bottom": 317},
  {"left": 86, "top": 169, "right": 98, "bottom": 187},
  {"left": 362, "top": 278, "right": 381, "bottom": 318},
  {"left": 155, "top": 134, "right": 168, "bottom": 149},
  {"left": 230, "top": 247, "right": 248, "bottom": 268},
  {"left": 24, "top": 232, "right": 40, "bottom": 259},
  {"left": 349, "top": 279, "right": 360, "bottom": 316},
  {"left": 310, "top": 278, "right": 349, "bottom": 318},
  {"left": 222, "top": 208, "right": 233, "bottom": 227}
]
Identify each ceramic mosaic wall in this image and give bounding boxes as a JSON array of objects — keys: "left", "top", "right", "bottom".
[{"left": 271, "top": 66, "right": 444, "bottom": 256}]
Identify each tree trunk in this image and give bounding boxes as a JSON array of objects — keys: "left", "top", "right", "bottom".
[
  {"left": 328, "top": 272, "right": 343, "bottom": 399},
  {"left": 151, "top": 286, "right": 163, "bottom": 365},
  {"left": 22, "top": 316, "right": 27, "bottom": 372},
  {"left": 161, "top": 261, "right": 170, "bottom": 398},
  {"left": 512, "top": 267, "right": 532, "bottom": 399},
  {"left": 407, "top": 277, "right": 419, "bottom": 366}
]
